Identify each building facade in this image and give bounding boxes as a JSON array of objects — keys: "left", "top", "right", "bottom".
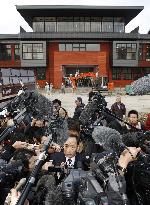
[{"left": 0, "top": 5, "right": 150, "bottom": 88}]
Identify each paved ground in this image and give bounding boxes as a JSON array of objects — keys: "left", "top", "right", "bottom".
[
  {"left": 0, "top": 90, "right": 149, "bottom": 117},
  {"left": 43, "top": 91, "right": 150, "bottom": 117}
]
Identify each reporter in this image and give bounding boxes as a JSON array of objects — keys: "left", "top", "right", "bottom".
[{"left": 104, "top": 147, "right": 141, "bottom": 205}]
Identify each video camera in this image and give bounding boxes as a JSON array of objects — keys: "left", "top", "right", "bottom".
[
  {"left": 0, "top": 161, "right": 24, "bottom": 188},
  {"left": 61, "top": 168, "right": 108, "bottom": 205}
]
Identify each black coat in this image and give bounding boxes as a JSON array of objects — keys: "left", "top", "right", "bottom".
[
  {"left": 73, "top": 104, "right": 85, "bottom": 120},
  {"left": 49, "top": 151, "right": 84, "bottom": 169},
  {"left": 111, "top": 102, "right": 126, "bottom": 119}
]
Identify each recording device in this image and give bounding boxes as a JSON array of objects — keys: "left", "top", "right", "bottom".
[
  {"left": 92, "top": 126, "right": 125, "bottom": 154},
  {"left": 79, "top": 90, "right": 142, "bottom": 134},
  {"left": 79, "top": 91, "right": 107, "bottom": 127},
  {"left": 122, "top": 131, "right": 150, "bottom": 151},
  {"left": 4, "top": 178, "right": 26, "bottom": 205},
  {"left": 61, "top": 169, "right": 109, "bottom": 205},
  {"left": 0, "top": 161, "right": 24, "bottom": 188},
  {"left": 131, "top": 75, "right": 150, "bottom": 95},
  {"left": 91, "top": 150, "right": 115, "bottom": 173}
]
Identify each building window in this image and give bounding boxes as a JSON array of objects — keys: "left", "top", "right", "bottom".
[
  {"left": 59, "top": 44, "right": 66, "bottom": 51},
  {"left": 112, "top": 68, "right": 121, "bottom": 80},
  {"left": 33, "top": 17, "right": 44, "bottom": 32},
  {"left": 139, "top": 44, "right": 144, "bottom": 60},
  {"left": 114, "top": 17, "right": 125, "bottom": 33},
  {"left": 59, "top": 43, "right": 100, "bottom": 51},
  {"left": 22, "top": 43, "right": 44, "bottom": 60},
  {"left": 0, "top": 44, "right": 11, "bottom": 61},
  {"left": 123, "top": 68, "right": 132, "bottom": 80},
  {"left": 146, "top": 44, "right": 150, "bottom": 61},
  {"left": 116, "top": 43, "right": 137, "bottom": 60},
  {"left": 73, "top": 17, "right": 85, "bottom": 32},
  {"left": 33, "top": 16, "right": 125, "bottom": 33},
  {"left": 45, "top": 22, "right": 56, "bottom": 32},
  {"left": 102, "top": 17, "right": 113, "bottom": 32},
  {"left": 14, "top": 44, "right": 20, "bottom": 60},
  {"left": 37, "top": 68, "right": 46, "bottom": 80},
  {"left": 91, "top": 17, "right": 101, "bottom": 32},
  {"left": 112, "top": 68, "right": 150, "bottom": 81},
  {"left": 86, "top": 44, "right": 100, "bottom": 51}
]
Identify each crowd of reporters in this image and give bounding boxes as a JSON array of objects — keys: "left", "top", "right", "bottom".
[{"left": 0, "top": 90, "right": 150, "bottom": 205}]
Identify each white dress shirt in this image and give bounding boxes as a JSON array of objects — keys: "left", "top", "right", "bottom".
[{"left": 66, "top": 156, "right": 75, "bottom": 168}]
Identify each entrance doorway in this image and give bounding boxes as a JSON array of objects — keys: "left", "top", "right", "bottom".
[{"left": 62, "top": 65, "right": 98, "bottom": 87}]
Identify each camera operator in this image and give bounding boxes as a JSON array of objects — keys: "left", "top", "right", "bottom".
[{"left": 92, "top": 146, "right": 141, "bottom": 205}]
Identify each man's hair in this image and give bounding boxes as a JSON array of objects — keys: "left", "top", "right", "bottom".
[
  {"left": 66, "top": 134, "right": 80, "bottom": 145},
  {"left": 67, "top": 117, "right": 80, "bottom": 132},
  {"left": 76, "top": 97, "right": 82, "bottom": 103},
  {"left": 52, "top": 99, "right": 61, "bottom": 106},
  {"left": 12, "top": 148, "right": 35, "bottom": 168},
  {"left": 128, "top": 110, "right": 139, "bottom": 118}
]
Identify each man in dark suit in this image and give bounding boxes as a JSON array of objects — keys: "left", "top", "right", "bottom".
[
  {"left": 49, "top": 135, "right": 84, "bottom": 169},
  {"left": 111, "top": 94, "right": 126, "bottom": 119}
]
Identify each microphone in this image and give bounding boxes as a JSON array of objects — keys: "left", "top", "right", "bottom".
[
  {"left": 92, "top": 126, "right": 125, "bottom": 152},
  {"left": 16, "top": 178, "right": 27, "bottom": 192},
  {"left": 90, "top": 161, "right": 108, "bottom": 182},
  {"left": 31, "top": 92, "right": 53, "bottom": 121},
  {"left": 92, "top": 127, "right": 129, "bottom": 205},
  {"left": 4, "top": 178, "right": 26, "bottom": 205},
  {"left": 122, "top": 132, "right": 144, "bottom": 147},
  {"left": 79, "top": 100, "right": 98, "bottom": 126},
  {"left": 131, "top": 75, "right": 150, "bottom": 95},
  {"left": 53, "top": 118, "right": 69, "bottom": 146},
  {"left": 34, "top": 175, "right": 56, "bottom": 205},
  {"left": 122, "top": 131, "right": 150, "bottom": 153},
  {"left": 35, "top": 175, "right": 56, "bottom": 192}
]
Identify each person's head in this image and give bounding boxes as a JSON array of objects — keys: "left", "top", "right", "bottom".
[
  {"left": 75, "top": 97, "right": 82, "bottom": 107},
  {"left": 67, "top": 117, "right": 80, "bottom": 133},
  {"left": 116, "top": 94, "right": 121, "bottom": 103},
  {"left": 12, "top": 148, "right": 36, "bottom": 170},
  {"left": 53, "top": 99, "right": 61, "bottom": 111},
  {"left": 128, "top": 110, "right": 139, "bottom": 124},
  {"left": 63, "top": 136, "right": 79, "bottom": 158},
  {"left": 59, "top": 107, "right": 68, "bottom": 118},
  {"left": 34, "top": 119, "right": 45, "bottom": 127}
]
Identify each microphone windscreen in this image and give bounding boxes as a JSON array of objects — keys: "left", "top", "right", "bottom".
[
  {"left": 54, "top": 118, "right": 69, "bottom": 146},
  {"left": 122, "top": 131, "right": 147, "bottom": 147},
  {"left": 131, "top": 75, "right": 150, "bottom": 95},
  {"left": 79, "top": 101, "right": 98, "bottom": 126},
  {"left": 32, "top": 93, "right": 53, "bottom": 121},
  {"left": 92, "top": 126, "right": 123, "bottom": 151},
  {"left": 36, "top": 175, "right": 56, "bottom": 191}
]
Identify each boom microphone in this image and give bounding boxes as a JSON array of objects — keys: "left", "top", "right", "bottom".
[
  {"left": 4, "top": 178, "right": 26, "bottom": 205},
  {"left": 79, "top": 100, "right": 98, "bottom": 126},
  {"left": 16, "top": 178, "right": 27, "bottom": 192},
  {"left": 131, "top": 75, "right": 150, "bottom": 95},
  {"left": 31, "top": 92, "right": 53, "bottom": 120},
  {"left": 31, "top": 175, "right": 56, "bottom": 205},
  {"left": 92, "top": 126, "right": 125, "bottom": 153},
  {"left": 122, "top": 131, "right": 150, "bottom": 147}
]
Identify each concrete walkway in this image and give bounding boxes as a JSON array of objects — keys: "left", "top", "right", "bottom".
[{"left": 43, "top": 91, "right": 150, "bottom": 117}]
